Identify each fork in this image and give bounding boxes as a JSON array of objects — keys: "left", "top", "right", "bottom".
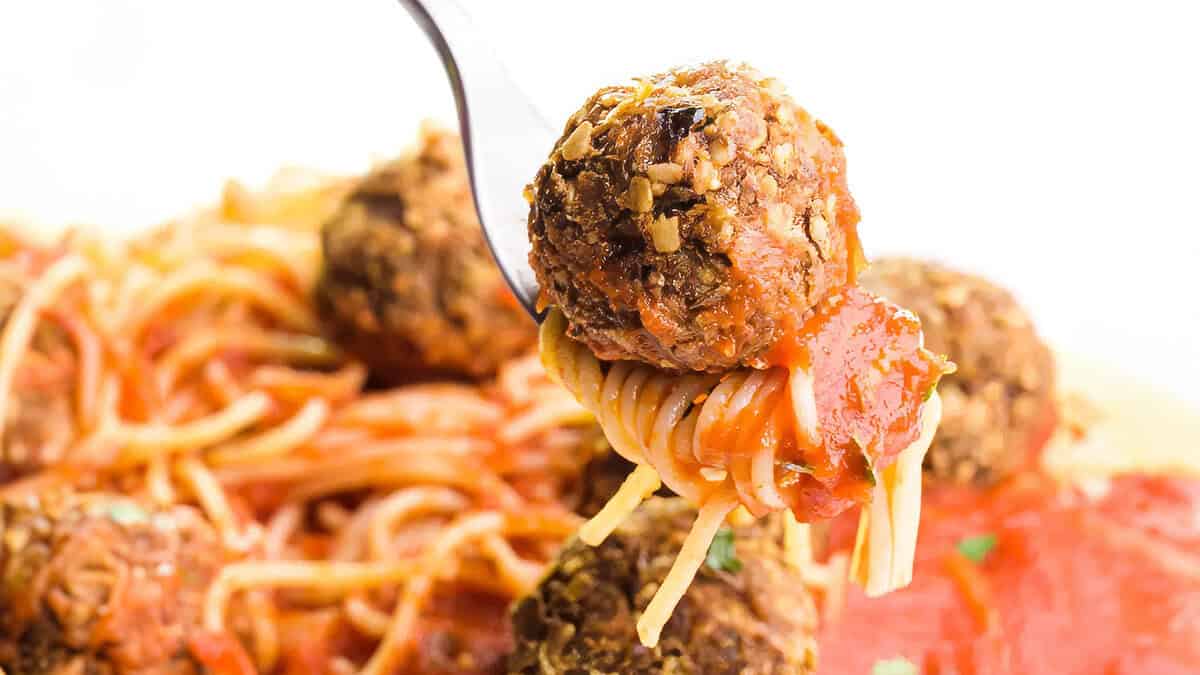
[{"left": 399, "top": 0, "right": 554, "bottom": 319}]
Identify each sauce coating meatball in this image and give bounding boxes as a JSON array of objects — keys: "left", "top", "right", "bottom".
[
  {"left": 528, "top": 61, "right": 860, "bottom": 372},
  {"left": 509, "top": 498, "right": 817, "bottom": 675},
  {"left": 860, "top": 258, "right": 1056, "bottom": 485},
  {"left": 0, "top": 492, "right": 223, "bottom": 674},
  {"left": 317, "top": 127, "right": 536, "bottom": 383}
]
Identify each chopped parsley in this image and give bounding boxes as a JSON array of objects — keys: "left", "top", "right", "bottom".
[
  {"left": 957, "top": 533, "right": 998, "bottom": 563},
  {"left": 705, "top": 526, "right": 743, "bottom": 573},
  {"left": 853, "top": 434, "right": 877, "bottom": 486},
  {"left": 872, "top": 657, "right": 918, "bottom": 675}
]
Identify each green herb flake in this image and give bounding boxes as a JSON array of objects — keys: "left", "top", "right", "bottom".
[
  {"left": 106, "top": 501, "right": 148, "bottom": 526},
  {"left": 853, "top": 434, "right": 877, "bottom": 487},
  {"left": 872, "top": 657, "right": 918, "bottom": 675},
  {"left": 705, "top": 527, "right": 743, "bottom": 573},
  {"left": 957, "top": 533, "right": 998, "bottom": 563}
]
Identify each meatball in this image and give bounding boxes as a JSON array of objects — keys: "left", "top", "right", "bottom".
[
  {"left": 317, "top": 126, "right": 536, "bottom": 383},
  {"left": 0, "top": 492, "right": 224, "bottom": 674},
  {"left": 509, "top": 498, "right": 818, "bottom": 675},
  {"left": 528, "top": 61, "right": 860, "bottom": 372},
  {"left": 860, "top": 258, "right": 1056, "bottom": 485}
]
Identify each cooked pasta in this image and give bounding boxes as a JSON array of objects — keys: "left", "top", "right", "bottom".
[
  {"left": 540, "top": 299, "right": 945, "bottom": 646},
  {"left": 0, "top": 173, "right": 593, "bottom": 675}
]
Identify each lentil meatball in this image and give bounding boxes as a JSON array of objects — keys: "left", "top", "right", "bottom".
[
  {"left": 508, "top": 498, "right": 818, "bottom": 675},
  {"left": 860, "top": 258, "right": 1056, "bottom": 485},
  {"left": 0, "top": 491, "right": 224, "bottom": 674},
  {"left": 528, "top": 61, "right": 860, "bottom": 372},
  {"left": 317, "top": 126, "right": 536, "bottom": 383}
]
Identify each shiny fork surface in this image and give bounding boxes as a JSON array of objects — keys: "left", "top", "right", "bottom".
[{"left": 398, "top": 0, "right": 555, "bottom": 319}]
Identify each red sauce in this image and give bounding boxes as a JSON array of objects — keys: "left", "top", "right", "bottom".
[
  {"left": 188, "top": 631, "right": 257, "bottom": 675},
  {"left": 702, "top": 286, "right": 946, "bottom": 521},
  {"left": 818, "top": 473, "right": 1200, "bottom": 674},
  {"left": 410, "top": 588, "right": 513, "bottom": 675},
  {"left": 268, "top": 590, "right": 511, "bottom": 675},
  {"left": 275, "top": 609, "right": 368, "bottom": 675}
]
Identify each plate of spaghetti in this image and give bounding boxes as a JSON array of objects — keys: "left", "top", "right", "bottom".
[{"left": 2, "top": 63, "right": 1199, "bottom": 675}]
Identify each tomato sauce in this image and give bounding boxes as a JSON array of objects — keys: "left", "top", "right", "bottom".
[
  {"left": 188, "top": 630, "right": 257, "bottom": 675},
  {"left": 266, "top": 588, "right": 510, "bottom": 675},
  {"left": 749, "top": 286, "right": 947, "bottom": 522},
  {"left": 818, "top": 472, "right": 1200, "bottom": 674},
  {"left": 410, "top": 588, "right": 513, "bottom": 675}
]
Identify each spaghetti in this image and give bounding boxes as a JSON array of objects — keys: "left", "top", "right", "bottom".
[
  {"left": 540, "top": 288, "right": 947, "bottom": 646},
  {"left": 0, "top": 174, "right": 591, "bottom": 675},
  {"left": 522, "top": 61, "right": 954, "bottom": 649}
]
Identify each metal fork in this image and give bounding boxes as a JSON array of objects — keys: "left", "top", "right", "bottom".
[{"left": 399, "top": 0, "right": 554, "bottom": 319}]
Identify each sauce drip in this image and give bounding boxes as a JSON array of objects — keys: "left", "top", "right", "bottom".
[{"left": 701, "top": 286, "right": 948, "bottom": 522}]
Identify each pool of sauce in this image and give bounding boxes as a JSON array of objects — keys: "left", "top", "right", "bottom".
[{"left": 819, "top": 472, "right": 1200, "bottom": 674}]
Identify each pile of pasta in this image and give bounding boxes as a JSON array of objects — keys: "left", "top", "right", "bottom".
[
  {"left": 0, "top": 165, "right": 951, "bottom": 669},
  {"left": 540, "top": 297, "right": 945, "bottom": 646},
  {"left": 0, "top": 174, "right": 591, "bottom": 674}
]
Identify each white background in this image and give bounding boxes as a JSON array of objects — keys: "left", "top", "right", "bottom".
[{"left": 1, "top": 1, "right": 1197, "bottom": 404}]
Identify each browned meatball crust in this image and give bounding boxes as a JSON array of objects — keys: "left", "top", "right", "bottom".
[
  {"left": 317, "top": 127, "right": 536, "bottom": 383},
  {"left": 528, "top": 61, "right": 861, "bottom": 372},
  {"left": 0, "top": 492, "right": 224, "bottom": 674},
  {"left": 861, "top": 258, "right": 1056, "bottom": 485},
  {"left": 509, "top": 498, "right": 817, "bottom": 675}
]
